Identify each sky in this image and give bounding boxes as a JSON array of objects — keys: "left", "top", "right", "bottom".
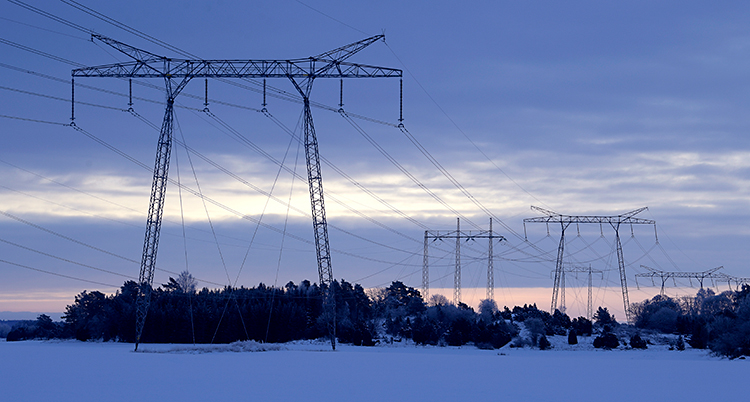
[{"left": 1, "top": 0, "right": 750, "bottom": 320}]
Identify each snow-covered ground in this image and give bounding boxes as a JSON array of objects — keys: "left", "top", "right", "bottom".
[{"left": 1, "top": 337, "right": 746, "bottom": 402}]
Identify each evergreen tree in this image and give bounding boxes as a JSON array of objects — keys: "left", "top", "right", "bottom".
[
  {"left": 538, "top": 335, "right": 551, "bottom": 350},
  {"left": 568, "top": 328, "right": 578, "bottom": 345}
]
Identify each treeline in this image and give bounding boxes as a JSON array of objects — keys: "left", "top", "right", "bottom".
[
  {"left": 6, "top": 279, "right": 521, "bottom": 348},
  {"left": 9, "top": 275, "right": 749, "bottom": 357},
  {"left": 6, "top": 277, "right": 601, "bottom": 350},
  {"left": 630, "top": 285, "right": 750, "bottom": 358}
]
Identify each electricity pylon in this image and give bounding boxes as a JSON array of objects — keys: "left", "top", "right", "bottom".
[
  {"left": 72, "top": 34, "right": 402, "bottom": 350},
  {"left": 636, "top": 265, "right": 725, "bottom": 295},
  {"left": 524, "top": 206, "right": 656, "bottom": 323},
  {"left": 551, "top": 264, "right": 603, "bottom": 320},
  {"left": 423, "top": 218, "right": 505, "bottom": 304}
]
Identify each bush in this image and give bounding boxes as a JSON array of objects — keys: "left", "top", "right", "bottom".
[
  {"left": 630, "top": 333, "right": 647, "bottom": 349},
  {"left": 411, "top": 315, "right": 439, "bottom": 345},
  {"left": 632, "top": 295, "right": 681, "bottom": 333},
  {"left": 688, "top": 322, "right": 709, "bottom": 349},
  {"left": 473, "top": 320, "right": 515, "bottom": 349},
  {"left": 525, "top": 318, "right": 545, "bottom": 346},
  {"left": 571, "top": 317, "right": 593, "bottom": 336},
  {"left": 6, "top": 315, "right": 65, "bottom": 341},
  {"left": 446, "top": 317, "right": 473, "bottom": 346},
  {"left": 593, "top": 331, "right": 619, "bottom": 349}
]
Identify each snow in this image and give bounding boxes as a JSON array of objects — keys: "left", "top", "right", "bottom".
[{"left": 0, "top": 338, "right": 746, "bottom": 402}]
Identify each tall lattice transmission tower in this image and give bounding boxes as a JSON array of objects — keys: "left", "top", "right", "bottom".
[
  {"left": 524, "top": 206, "right": 656, "bottom": 323},
  {"left": 72, "top": 34, "right": 402, "bottom": 350},
  {"left": 423, "top": 218, "right": 505, "bottom": 305}
]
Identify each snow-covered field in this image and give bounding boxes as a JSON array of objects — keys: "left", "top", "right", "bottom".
[{"left": 1, "top": 337, "right": 746, "bottom": 402}]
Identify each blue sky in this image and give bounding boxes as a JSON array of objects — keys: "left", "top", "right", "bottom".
[{"left": 1, "top": 0, "right": 750, "bottom": 319}]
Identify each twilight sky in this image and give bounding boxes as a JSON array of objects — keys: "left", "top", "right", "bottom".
[{"left": 1, "top": 0, "right": 750, "bottom": 320}]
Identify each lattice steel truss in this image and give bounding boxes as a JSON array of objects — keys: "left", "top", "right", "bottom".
[
  {"left": 72, "top": 34, "right": 402, "bottom": 351},
  {"left": 636, "top": 265, "right": 730, "bottom": 294},
  {"left": 524, "top": 206, "right": 656, "bottom": 323},
  {"left": 550, "top": 264, "right": 603, "bottom": 320},
  {"left": 423, "top": 218, "right": 505, "bottom": 305}
]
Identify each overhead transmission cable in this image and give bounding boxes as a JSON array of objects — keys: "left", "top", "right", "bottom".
[
  {"left": 339, "top": 111, "right": 481, "bottom": 229},
  {"left": 266, "top": 125, "right": 303, "bottom": 343},
  {"left": 1, "top": 27, "right": 453, "bottom": 256},
  {"left": 0, "top": 157, "right": 275, "bottom": 251},
  {"left": 173, "top": 142, "right": 197, "bottom": 345},
  {"left": 0, "top": 236, "right": 134, "bottom": 280},
  {"left": 285, "top": 0, "right": 552, "bottom": 241},
  {"left": 230, "top": 110, "right": 305, "bottom": 288},
  {"left": 0, "top": 209, "right": 227, "bottom": 287},
  {"left": 0, "top": 258, "right": 118, "bottom": 288},
  {"left": 69, "top": 120, "right": 420, "bottom": 267},
  {"left": 174, "top": 114, "right": 233, "bottom": 285},
  {"left": 7, "top": 3, "right": 571, "bottom": 284}
]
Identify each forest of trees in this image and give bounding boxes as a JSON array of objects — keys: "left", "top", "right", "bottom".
[
  {"left": 5, "top": 275, "right": 750, "bottom": 358},
  {"left": 629, "top": 286, "right": 750, "bottom": 358},
  {"left": 5, "top": 278, "right": 516, "bottom": 348}
]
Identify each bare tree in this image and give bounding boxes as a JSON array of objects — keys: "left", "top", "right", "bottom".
[
  {"left": 428, "top": 294, "right": 450, "bottom": 307},
  {"left": 478, "top": 299, "right": 498, "bottom": 323},
  {"left": 175, "top": 270, "right": 197, "bottom": 293}
]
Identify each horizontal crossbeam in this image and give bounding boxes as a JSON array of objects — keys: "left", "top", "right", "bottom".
[
  {"left": 72, "top": 35, "right": 401, "bottom": 80},
  {"left": 636, "top": 265, "right": 724, "bottom": 279},
  {"left": 524, "top": 205, "right": 655, "bottom": 225},
  {"left": 72, "top": 59, "right": 402, "bottom": 79},
  {"left": 425, "top": 230, "right": 505, "bottom": 241}
]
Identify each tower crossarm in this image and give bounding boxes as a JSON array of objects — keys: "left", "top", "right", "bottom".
[
  {"left": 425, "top": 230, "right": 505, "bottom": 241},
  {"left": 561, "top": 265, "right": 604, "bottom": 275},
  {"left": 636, "top": 265, "right": 725, "bottom": 280},
  {"left": 73, "top": 35, "right": 401, "bottom": 80},
  {"left": 313, "top": 35, "right": 384, "bottom": 61},
  {"left": 524, "top": 205, "right": 655, "bottom": 225},
  {"left": 91, "top": 34, "right": 165, "bottom": 64},
  {"left": 72, "top": 59, "right": 402, "bottom": 79}
]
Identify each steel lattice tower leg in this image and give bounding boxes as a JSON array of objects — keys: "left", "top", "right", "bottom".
[
  {"left": 551, "top": 223, "right": 569, "bottom": 313},
  {"left": 454, "top": 218, "right": 461, "bottom": 305},
  {"left": 614, "top": 224, "right": 631, "bottom": 323},
  {"left": 302, "top": 95, "right": 336, "bottom": 350},
  {"left": 487, "top": 218, "right": 494, "bottom": 301},
  {"left": 561, "top": 270, "right": 566, "bottom": 314},
  {"left": 135, "top": 98, "right": 175, "bottom": 351},
  {"left": 587, "top": 266, "right": 593, "bottom": 320},
  {"left": 423, "top": 230, "right": 429, "bottom": 300}
]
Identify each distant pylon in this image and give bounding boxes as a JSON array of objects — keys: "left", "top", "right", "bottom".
[{"left": 423, "top": 218, "right": 505, "bottom": 305}]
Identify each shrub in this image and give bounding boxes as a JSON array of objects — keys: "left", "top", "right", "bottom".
[
  {"left": 525, "top": 318, "right": 545, "bottom": 346},
  {"left": 571, "top": 317, "right": 593, "bottom": 336},
  {"left": 630, "top": 333, "right": 647, "bottom": 349},
  {"left": 593, "top": 331, "right": 619, "bottom": 349}
]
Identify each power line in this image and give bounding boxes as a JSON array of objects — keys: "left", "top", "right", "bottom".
[
  {"left": 0, "top": 258, "right": 118, "bottom": 288},
  {"left": 0, "top": 36, "right": 83, "bottom": 66},
  {"left": 0, "top": 236, "right": 134, "bottom": 280},
  {"left": 8, "top": 0, "right": 93, "bottom": 34},
  {"left": 0, "top": 113, "right": 69, "bottom": 126}
]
